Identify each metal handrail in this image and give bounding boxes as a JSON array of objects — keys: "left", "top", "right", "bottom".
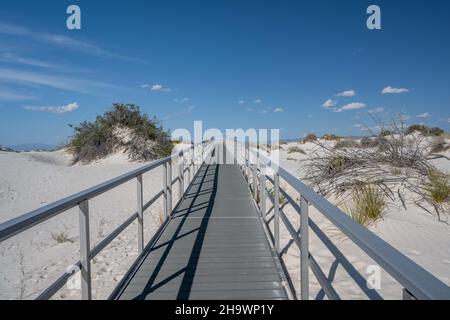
[
  {"left": 0, "top": 139, "right": 215, "bottom": 300},
  {"left": 233, "top": 140, "right": 450, "bottom": 300}
]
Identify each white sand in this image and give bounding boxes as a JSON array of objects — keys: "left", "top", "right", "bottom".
[
  {"left": 273, "top": 140, "right": 450, "bottom": 299},
  {"left": 0, "top": 139, "right": 449, "bottom": 300},
  {"left": 0, "top": 149, "right": 185, "bottom": 300}
]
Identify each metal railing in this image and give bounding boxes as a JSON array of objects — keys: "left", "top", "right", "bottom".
[
  {"left": 0, "top": 139, "right": 215, "bottom": 300},
  {"left": 230, "top": 139, "right": 450, "bottom": 300}
]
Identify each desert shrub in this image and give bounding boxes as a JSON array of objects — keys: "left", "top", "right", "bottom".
[
  {"left": 360, "top": 137, "right": 379, "bottom": 148},
  {"left": 379, "top": 130, "right": 393, "bottom": 137},
  {"left": 334, "top": 139, "right": 360, "bottom": 149},
  {"left": 428, "top": 127, "right": 445, "bottom": 136},
  {"left": 343, "top": 184, "right": 385, "bottom": 225},
  {"left": 425, "top": 169, "right": 450, "bottom": 204},
  {"left": 322, "top": 133, "right": 339, "bottom": 141},
  {"left": 67, "top": 103, "right": 172, "bottom": 163},
  {"left": 268, "top": 187, "right": 286, "bottom": 205},
  {"left": 287, "top": 146, "right": 306, "bottom": 154},
  {"left": 406, "top": 124, "right": 444, "bottom": 136},
  {"left": 304, "top": 133, "right": 317, "bottom": 142}
]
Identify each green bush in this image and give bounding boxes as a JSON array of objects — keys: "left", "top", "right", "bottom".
[
  {"left": 406, "top": 124, "right": 444, "bottom": 136},
  {"left": 67, "top": 103, "right": 172, "bottom": 163}
]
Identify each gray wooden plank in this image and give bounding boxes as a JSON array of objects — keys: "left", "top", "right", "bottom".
[{"left": 115, "top": 163, "right": 288, "bottom": 300}]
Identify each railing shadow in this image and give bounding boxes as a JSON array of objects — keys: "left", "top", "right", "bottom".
[{"left": 130, "top": 164, "right": 219, "bottom": 300}]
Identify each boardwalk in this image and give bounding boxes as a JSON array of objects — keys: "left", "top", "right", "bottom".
[{"left": 111, "top": 163, "right": 288, "bottom": 300}]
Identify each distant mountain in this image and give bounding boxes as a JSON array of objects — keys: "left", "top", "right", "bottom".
[
  {"left": 7, "top": 143, "right": 57, "bottom": 152},
  {"left": 0, "top": 145, "right": 15, "bottom": 152}
]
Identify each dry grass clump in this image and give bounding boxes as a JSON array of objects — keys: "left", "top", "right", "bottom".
[
  {"left": 67, "top": 103, "right": 172, "bottom": 164},
  {"left": 360, "top": 137, "right": 379, "bottom": 148},
  {"left": 430, "top": 137, "right": 449, "bottom": 154},
  {"left": 425, "top": 169, "right": 450, "bottom": 204},
  {"left": 334, "top": 139, "right": 360, "bottom": 149},
  {"left": 51, "top": 231, "right": 72, "bottom": 244},
  {"left": 303, "top": 115, "right": 448, "bottom": 221},
  {"left": 343, "top": 184, "right": 386, "bottom": 225},
  {"left": 287, "top": 146, "right": 306, "bottom": 154}
]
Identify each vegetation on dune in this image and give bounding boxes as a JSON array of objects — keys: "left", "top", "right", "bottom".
[
  {"left": 343, "top": 184, "right": 386, "bottom": 226},
  {"left": 303, "top": 116, "right": 449, "bottom": 222},
  {"left": 322, "top": 133, "right": 340, "bottom": 141},
  {"left": 67, "top": 103, "right": 173, "bottom": 164},
  {"left": 287, "top": 146, "right": 306, "bottom": 154},
  {"left": 334, "top": 139, "right": 360, "bottom": 149},
  {"left": 406, "top": 124, "right": 444, "bottom": 136}
]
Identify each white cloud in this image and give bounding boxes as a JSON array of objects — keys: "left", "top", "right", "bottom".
[
  {"left": 322, "top": 99, "right": 337, "bottom": 109},
  {"left": 416, "top": 112, "right": 431, "bottom": 118},
  {"left": 150, "top": 84, "right": 171, "bottom": 92},
  {"left": 140, "top": 84, "right": 150, "bottom": 89},
  {"left": 336, "top": 90, "right": 356, "bottom": 97},
  {"left": 334, "top": 102, "right": 366, "bottom": 112},
  {"left": 24, "top": 102, "right": 79, "bottom": 114},
  {"left": 273, "top": 107, "right": 284, "bottom": 113},
  {"left": 253, "top": 99, "right": 262, "bottom": 104},
  {"left": 382, "top": 86, "right": 410, "bottom": 94},
  {"left": 238, "top": 99, "right": 245, "bottom": 104},
  {"left": 368, "top": 107, "right": 384, "bottom": 113}
]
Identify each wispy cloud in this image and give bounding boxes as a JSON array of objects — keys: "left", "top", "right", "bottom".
[
  {"left": 0, "top": 88, "right": 37, "bottom": 101},
  {"left": 416, "top": 112, "right": 431, "bottom": 118},
  {"left": 0, "top": 68, "right": 118, "bottom": 94},
  {"left": 368, "top": 107, "right": 384, "bottom": 113},
  {"left": 273, "top": 107, "right": 284, "bottom": 113},
  {"left": 238, "top": 99, "right": 245, "bottom": 105},
  {"left": 382, "top": 86, "right": 410, "bottom": 94},
  {"left": 0, "top": 22, "right": 140, "bottom": 62},
  {"left": 322, "top": 99, "right": 337, "bottom": 109},
  {"left": 253, "top": 99, "right": 262, "bottom": 104},
  {"left": 24, "top": 102, "right": 79, "bottom": 114},
  {"left": 334, "top": 102, "right": 366, "bottom": 112},
  {"left": 336, "top": 90, "right": 356, "bottom": 97}
]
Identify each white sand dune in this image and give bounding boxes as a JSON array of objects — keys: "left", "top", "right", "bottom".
[
  {"left": 0, "top": 150, "right": 177, "bottom": 299},
  {"left": 0, "top": 140, "right": 449, "bottom": 300},
  {"left": 275, "top": 140, "right": 450, "bottom": 299}
]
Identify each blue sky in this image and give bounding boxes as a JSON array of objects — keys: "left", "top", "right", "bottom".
[{"left": 0, "top": 0, "right": 449, "bottom": 146}]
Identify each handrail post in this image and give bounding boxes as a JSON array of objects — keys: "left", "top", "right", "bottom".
[
  {"left": 234, "top": 137, "right": 237, "bottom": 165},
  {"left": 179, "top": 151, "right": 184, "bottom": 200},
  {"left": 260, "top": 163, "right": 266, "bottom": 216},
  {"left": 78, "top": 200, "right": 91, "bottom": 300},
  {"left": 137, "top": 174, "right": 144, "bottom": 254},
  {"left": 168, "top": 159, "right": 172, "bottom": 214},
  {"left": 245, "top": 140, "right": 249, "bottom": 181},
  {"left": 163, "top": 163, "right": 168, "bottom": 219},
  {"left": 300, "top": 195, "right": 309, "bottom": 300},
  {"left": 274, "top": 173, "right": 280, "bottom": 253},
  {"left": 252, "top": 156, "right": 258, "bottom": 200}
]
